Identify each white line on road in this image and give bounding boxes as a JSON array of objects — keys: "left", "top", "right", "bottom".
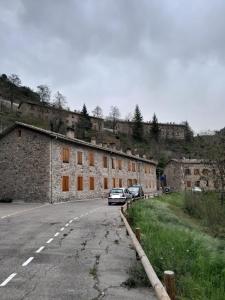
[
  {"left": 60, "top": 227, "right": 65, "bottom": 231},
  {"left": 65, "top": 223, "right": 69, "bottom": 227},
  {"left": 54, "top": 232, "right": 60, "bottom": 237},
  {"left": 0, "top": 204, "right": 49, "bottom": 220},
  {"left": 36, "top": 246, "right": 45, "bottom": 253},
  {"left": 74, "top": 217, "right": 78, "bottom": 220},
  {"left": 22, "top": 257, "right": 34, "bottom": 267},
  {"left": 69, "top": 220, "right": 73, "bottom": 223},
  {"left": 46, "top": 238, "right": 53, "bottom": 244},
  {"left": 0, "top": 273, "right": 17, "bottom": 287}
]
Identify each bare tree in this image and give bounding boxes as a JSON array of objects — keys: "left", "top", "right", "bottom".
[
  {"left": 92, "top": 105, "right": 103, "bottom": 118},
  {"left": 53, "top": 91, "right": 67, "bottom": 109},
  {"left": 8, "top": 74, "right": 21, "bottom": 111},
  {"left": 108, "top": 105, "right": 120, "bottom": 133},
  {"left": 37, "top": 85, "right": 51, "bottom": 103}
]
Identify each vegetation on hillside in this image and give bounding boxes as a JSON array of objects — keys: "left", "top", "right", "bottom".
[{"left": 127, "top": 193, "right": 225, "bottom": 300}]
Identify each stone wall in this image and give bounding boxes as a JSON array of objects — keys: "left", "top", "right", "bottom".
[
  {"left": 0, "top": 128, "right": 51, "bottom": 202},
  {"left": 164, "top": 159, "right": 217, "bottom": 191},
  {"left": 51, "top": 139, "right": 157, "bottom": 202}
]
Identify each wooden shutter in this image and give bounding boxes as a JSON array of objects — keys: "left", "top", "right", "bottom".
[
  {"left": 77, "top": 151, "right": 83, "bottom": 165},
  {"left": 103, "top": 156, "right": 108, "bottom": 168},
  {"left": 113, "top": 178, "right": 116, "bottom": 188},
  {"left": 89, "top": 152, "right": 94, "bottom": 166},
  {"left": 62, "top": 148, "right": 70, "bottom": 163},
  {"left": 104, "top": 178, "right": 108, "bottom": 189},
  {"left": 62, "top": 176, "right": 69, "bottom": 191},
  {"left": 89, "top": 177, "right": 95, "bottom": 190},
  {"left": 77, "top": 176, "right": 83, "bottom": 191},
  {"left": 119, "top": 178, "right": 122, "bottom": 187}
]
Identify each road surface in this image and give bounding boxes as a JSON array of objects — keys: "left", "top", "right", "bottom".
[{"left": 0, "top": 199, "right": 156, "bottom": 299}]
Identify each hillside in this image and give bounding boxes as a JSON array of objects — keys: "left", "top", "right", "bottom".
[{"left": 0, "top": 74, "right": 40, "bottom": 104}]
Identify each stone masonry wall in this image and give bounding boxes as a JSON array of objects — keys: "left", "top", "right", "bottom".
[
  {"left": 51, "top": 139, "right": 157, "bottom": 202},
  {"left": 0, "top": 128, "right": 51, "bottom": 202}
]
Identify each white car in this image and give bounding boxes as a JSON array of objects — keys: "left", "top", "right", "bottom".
[
  {"left": 108, "top": 188, "right": 132, "bottom": 205},
  {"left": 192, "top": 186, "right": 202, "bottom": 192}
]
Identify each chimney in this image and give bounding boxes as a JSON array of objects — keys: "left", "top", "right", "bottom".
[
  {"left": 98, "top": 143, "right": 103, "bottom": 147},
  {"left": 66, "top": 129, "right": 75, "bottom": 139},
  {"left": 143, "top": 154, "right": 146, "bottom": 159},
  {"left": 91, "top": 137, "right": 96, "bottom": 145},
  {"left": 126, "top": 148, "right": 132, "bottom": 155},
  {"left": 136, "top": 153, "right": 140, "bottom": 157},
  {"left": 109, "top": 143, "right": 116, "bottom": 150}
]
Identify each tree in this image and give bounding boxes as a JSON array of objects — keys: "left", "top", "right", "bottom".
[
  {"left": 77, "top": 104, "right": 92, "bottom": 139},
  {"left": 132, "top": 105, "right": 143, "bottom": 140},
  {"left": 108, "top": 106, "right": 120, "bottom": 133},
  {"left": 8, "top": 74, "right": 21, "bottom": 111},
  {"left": 37, "top": 85, "right": 51, "bottom": 103},
  {"left": 92, "top": 105, "right": 103, "bottom": 118},
  {"left": 150, "top": 113, "right": 160, "bottom": 141},
  {"left": 53, "top": 91, "right": 67, "bottom": 109},
  {"left": 183, "top": 121, "right": 194, "bottom": 142}
]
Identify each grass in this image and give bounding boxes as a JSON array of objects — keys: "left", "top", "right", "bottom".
[{"left": 127, "top": 193, "right": 225, "bottom": 300}]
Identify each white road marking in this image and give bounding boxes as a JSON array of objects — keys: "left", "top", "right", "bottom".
[
  {"left": 22, "top": 257, "right": 34, "bottom": 267},
  {"left": 36, "top": 246, "right": 45, "bottom": 253},
  {"left": 0, "top": 273, "right": 17, "bottom": 287},
  {"left": 60, "top": 227, "right": 65, "bottom": 231},
  {"left": 69, "top": 220, "right": 73, "bottom": 223},
  {"left": 46, "top": 238, "right": 53, "bottom": 244},
  {"left": 65, "top": 223, "right": 69, "bottom": 227},
  {"left": 74, "top": 217, "right": 78, "bottom": 220},
  {"left": 54, "top": 232, "right": 60, "bottom": 237},
  {"left": 0, "top": 204, "right": 49, "bottom": 219}
]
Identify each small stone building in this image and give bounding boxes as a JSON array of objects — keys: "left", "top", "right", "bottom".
[
  {"left": 0, "top": 122, "right": 157, "bottom": 203},
  {"left": 164, "top": 159, "right": 218, "bottom": 191}
]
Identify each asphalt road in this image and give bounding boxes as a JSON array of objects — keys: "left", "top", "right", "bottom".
[{"left": 0, "top": 199, "right": 156, "bottom": 300}]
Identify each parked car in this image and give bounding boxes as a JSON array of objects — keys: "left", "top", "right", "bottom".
[
  {"left": 108, "top": 188, "right": 133, "bottom": 205},
  {"left": 128, "top": 185, "right": 144, "bottom": 198},
  {"left": 192, "top": 186, "right": 202, "bottom": 192}
]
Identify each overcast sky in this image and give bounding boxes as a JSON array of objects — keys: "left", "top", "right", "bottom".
[{"left": 0, "top": 0, "right": 225, "bottom": 133}]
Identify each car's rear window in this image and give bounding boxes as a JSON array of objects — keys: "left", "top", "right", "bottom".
[
  {"left": 110, "top": 189, "right": 123, "bottom": 194},
  {"left": 128, "top": 187, "right": 139, "bottom": 192}
]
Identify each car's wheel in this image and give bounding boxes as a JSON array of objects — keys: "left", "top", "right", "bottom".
[{"left": 108, "top": 202, "right": 112, "bottom": 206}]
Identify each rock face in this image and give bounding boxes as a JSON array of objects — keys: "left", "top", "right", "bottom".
[{"left": 0, "top": 123, "right": 157, "bottom": 203}]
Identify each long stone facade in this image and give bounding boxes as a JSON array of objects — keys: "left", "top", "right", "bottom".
[
  {"left": 164, "top": 159, "right": 218, "bottom": 191},
  {"left": 0, "top": 122, "right": 157, "bottom": 203}
]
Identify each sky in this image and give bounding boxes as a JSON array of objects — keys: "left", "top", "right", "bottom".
[{"left": 0, "top": 0, "right": 225, "bottom": 133}]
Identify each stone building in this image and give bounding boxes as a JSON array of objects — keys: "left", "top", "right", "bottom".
[
  {"left": 18, "top": 101, "right": 104, "bottom": 132},
  {"left": 0, "top": 122, "right": 157, "bottom": 203},
  {"left": 164, "top": 159, "right": 218, "bottom": 191},
  {"left": 114, "top": 120, "right": 186, "bottom": 140}
]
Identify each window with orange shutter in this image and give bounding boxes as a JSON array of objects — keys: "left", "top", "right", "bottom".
[
  {"left": 103, "top": 156, "right": 108, "bottom": 168},
  {"left": 62, "top": 176, "right": 69, "bottom": 191},
  {"left": 128, "top": 161, "right": 131, "bottom": 172},
  {"left": 119, "top": 178, "right": 122, "bottom": 187},
  {"left": 104, "top": 178, "right": 108, "bottom": 189},
  {"left": 77, "top": 151, "right": 83, "bottom": 165},
  {"left": 111, "top": 158, "right": 115, "bottom": 169},
  {"left": 89, "top": 177, "right": 95, "bottom": 190},
  {"left": 132, "top": 162, "right": 136, "bottom": 172},
  {"left": 118, "top": 159, "right": 122, "bottom": 170},
  {"left": 89, "top": 152, "right": 94, "bottom": 166},
  {"left": 112, "top": 178, "right": 116, "bottom": 188},
  {"left": 62, "top": 148, "right": 70, "bottom": 163},
  {"left": 77, "top": 176, "right": 83, "bottom": 191}
]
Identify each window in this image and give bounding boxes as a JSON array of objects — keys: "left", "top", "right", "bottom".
[
  {"left": 137, "top": 164, "right": 140, "bottom": 172},
  {"left": 103, "top": 156, "right": 108, "bottom": 168},
  {"left": 132, "top": 162, "right": 136, "bottom": 172},
  {"left": 119, "top": 178, "right": 122, "bottom": 187},
  {"left": 18, "top": 129, "right": 22, "bottom": 137},
  {"left": 194, "top": 169, "right": 200, "bottom": 175},
  {"left": 195, "top": 181, "right": 200, "bottom": 187},
  {"left": 111, "top": 158, "right": 115, "bottom": 169},
  {"left": 185, "top": 168, "right": 191, "bottom": 175},
  {"left": 145, "top": 165, "right": 147, "bottom": 174},
  {"left": 133, "top": 179, "right": 137, "bottom": 185},
  {"left": 77, "top": 151, "right": 83, "bottom": 165},
  {"left": 89, "top": 152, "right": 94, "bottom": 166},
  {"left": 186, "top": 181, "right": 191, "bottom": 188},
  {"left": 77, "top": 176, "right": 83, "bottom": 191},
  {"left": 127, "top": 179, "right": 132, "bottom": 187},
  {"left": 118, "top": 159, "right": 122, "bottom": 170},
  {"left": 112, "top": 178, "right": 116, "bottom": 188},
  {"left": 89, "top": 177, "right": 95, "bottom": 190},
  {"left": 62, "top": 147, "right": 70, "bottom": 163},
  {"left": 62, "top": 176, "right": 69, "bottom": 192},
  {"left": 128, "top": 161, "right": 131, "bottom": 172},
  {"left": 104, "top": 178, "right": 108, "bottom": 189},
  {"left": 202, "top": 169, "right": 209, "bottom": 176}
]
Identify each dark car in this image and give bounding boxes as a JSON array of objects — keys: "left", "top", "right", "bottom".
[{"left": 128, "top": 185, "right": 144, "bottom": 198}]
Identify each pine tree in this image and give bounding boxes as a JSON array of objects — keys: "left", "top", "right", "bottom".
[
  {"left": 77, "top": 104, "right": 92, "bottom": 139},
  {"left": 132, "top": 105, "right": 143, "bottom": 140},
  {"left": 150, "top": 113, "right": 160, "bottom": 141}
]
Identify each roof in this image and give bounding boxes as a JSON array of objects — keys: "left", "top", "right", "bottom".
[
  {"left": 167, "top": 158, "right": 207, "bottom": 165},
  {"left": 0, "top": 122, "right": 157, "bottom": 165}
]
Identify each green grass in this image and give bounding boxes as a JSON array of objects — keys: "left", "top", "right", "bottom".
[{"left": 128, "top": 194, "right": 225, "bottom": 300}]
